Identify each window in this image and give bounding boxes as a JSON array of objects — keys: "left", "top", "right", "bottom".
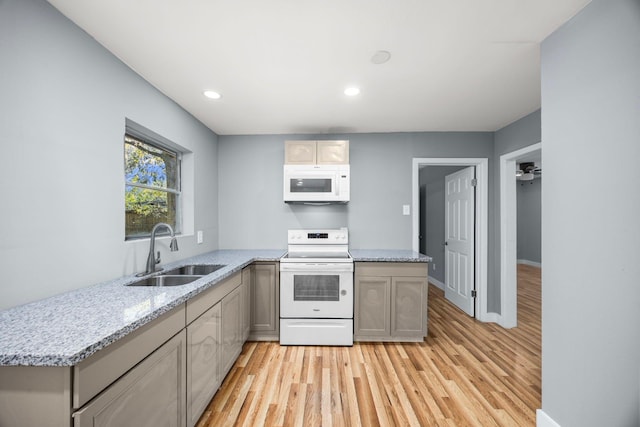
[{"left": 124, "top": 133, "right": 181, "bottom": 240}]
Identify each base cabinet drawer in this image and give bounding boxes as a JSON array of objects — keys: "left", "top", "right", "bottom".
[{"left": 73, "top": 330, "right": 187, "bottom": 427}]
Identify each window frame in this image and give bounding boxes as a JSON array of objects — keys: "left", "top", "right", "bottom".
[{"left": 124, "top": 126, "right": 183, "bottom": 241}]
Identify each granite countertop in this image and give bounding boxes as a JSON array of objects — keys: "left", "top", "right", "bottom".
[
  {"left": 0, "top": 248, "right": 430, "bottom": 368},
  {"left": 0, "top": 249, "right": 284, "bottom": 367},
  {"left": 350, "top": 249, "right": 432, "bottom": 263}
]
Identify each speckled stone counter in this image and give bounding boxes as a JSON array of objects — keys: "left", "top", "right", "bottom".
[
  {"left": 350, "top": 249, "right": 432, "bottom": 263},
  {"left": 0, "top": 249, "right": 284, "bottom": 367}
]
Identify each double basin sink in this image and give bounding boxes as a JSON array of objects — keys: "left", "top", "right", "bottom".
[{"left": 128, "top": 264, "right": 226, "bottom": 287}]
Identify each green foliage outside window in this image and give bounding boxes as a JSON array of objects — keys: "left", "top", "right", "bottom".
[{"left": 124, "top": 135, "right": 180, "bottom": 239}]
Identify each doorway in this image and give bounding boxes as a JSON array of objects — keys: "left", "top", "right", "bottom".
[
  {"left": 412, "top": 158, "right": 490, "bottom": 322},
  {"left": 499, "top": 143, "right": 541, "bottom": 328},
  {"left": 419, "top": 165, "right": 476, "bottom": 316}
]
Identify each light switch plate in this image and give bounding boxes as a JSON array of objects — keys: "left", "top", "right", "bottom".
[
  {"left": 402, "top": 205, "right": 410, "bottom": 215},
  {"left": 197, "top": 230, "right": 203, "bottom": 244}
]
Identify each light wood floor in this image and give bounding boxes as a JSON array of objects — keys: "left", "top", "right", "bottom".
[{"left": 197, "top": 265, "right": 541, "bottom": 426}]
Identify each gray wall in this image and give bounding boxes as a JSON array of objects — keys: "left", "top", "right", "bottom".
[
  {"left": 218, "top": 132, "right": 494, "bottom": 250},
  {"left": 541, "top": 0, "right": 640, "bottom": 425},
  {"left": 0, "top": 0, "right": 545, "bottom": 319},
  {"left": 516, "top": 178, "right": 541, "bottom": 264},
  {"left": 0, "top": 0, "right": 219, "bottom": 310},
  {"left": 419, "top": 166, "right": 465, "bottom": 284},
  {"left": 218, "top": 126, "right": 549, "bottom": 314}
]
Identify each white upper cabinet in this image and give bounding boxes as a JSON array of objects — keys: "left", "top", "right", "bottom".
[
  {"left": 285, "top": 140, "right": 317, "bottom": 164},
  {"left": 316, "top": 140, "right": 349, "bottom": 164},
  {"left": 285, "top": 140, "right": 349, "bottom": 165}
]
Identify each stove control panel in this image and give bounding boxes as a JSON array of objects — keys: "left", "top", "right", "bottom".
[{"left": 287, "top": 228, "right": 348, "bottom": 244}]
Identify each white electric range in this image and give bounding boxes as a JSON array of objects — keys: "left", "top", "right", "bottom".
[{"left": 279, "top": 228, "right": 354, "bottom": 346}]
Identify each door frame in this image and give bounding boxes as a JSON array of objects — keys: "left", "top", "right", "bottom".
[
  {"left": 412, "top": 158, "right": 489, "bottom": 322},
  {"left": 499, "top": 142, "right": 541, "bottom": 328}
]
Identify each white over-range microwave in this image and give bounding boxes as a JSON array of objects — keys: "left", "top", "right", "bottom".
[{"left": 283, "top": 164, "right": 350, "bottom": 203}]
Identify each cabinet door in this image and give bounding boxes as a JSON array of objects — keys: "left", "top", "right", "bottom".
[
  {"left": 74, "top": 331, "right": 186, "bottom": 427},
  {"left": 317, "top": 140, "right": 349, "bottom": 164},
  {"left": 250, "top": 263, "right": 279, "bottom": 337},
  {"left": 391, "top": 277, "right": 427, "bottom": 337},
  {"left": 354, "top": 276, "right": 391, "bottom": 337},
  {"left": 186, "top": 303, "right": 221, "bottom": 427},
  {"left": 221, "top": 286, "right": 243, "bottom": 378},
  {"left": 285, "top": 140, "right": 317, "bottom": 164},
  {"left": 241, "top": 266, "right": 252, "bottom": 341}
]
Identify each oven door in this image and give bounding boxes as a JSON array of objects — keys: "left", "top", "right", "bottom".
[{"left": 280, "top": 262, "right": 353, "bottom": 319}]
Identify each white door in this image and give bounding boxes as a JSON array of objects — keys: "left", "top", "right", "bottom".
[{"left": 445, "top": 166, "right": 475, "bottom": 316}]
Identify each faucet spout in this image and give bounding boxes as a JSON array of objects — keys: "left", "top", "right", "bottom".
[{"left": 139, "top": 222, "right": 178, "bottom": 276}]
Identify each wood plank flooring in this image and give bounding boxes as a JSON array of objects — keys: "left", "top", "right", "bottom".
[{"left": 197, "top": 265, "right": 541, "bottom": 426}]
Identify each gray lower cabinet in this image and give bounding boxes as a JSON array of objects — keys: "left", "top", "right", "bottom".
[
  {"left": 221, "top": 285, "right": 243, "bottom": 376},
  {"left": 249, "top": 262, "right": 279, "bottom": 341},
  {"left": 185, "top": 271, "right": 246, "bottom": 426},
  {"left": 186, "top": 302, "right": 221, "bottom": 427},
  {"left": 391, "top": 277, "right": 427, "bottom": 337},
  {"left": 354, "top": 276, "right": 391, "bottom": 337},
  {"left": 73, "top": 330, "right": 187, "bottom": 427},
  {"left": 0, "top": 268, "right": 254, "bottom": 427},
  {"left": 241, "top": 266, "right": 251, "bottom": 341},
  {"left": 354, "top": 262, "right": 428, "bottom": 342}
]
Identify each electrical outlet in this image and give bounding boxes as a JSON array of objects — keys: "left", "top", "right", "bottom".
[
  {"left": 402, "top": 205, "right": 410, "bottom": 215},
  {"left": 197, "top": 230, "right": 203, "bottom": 244}
]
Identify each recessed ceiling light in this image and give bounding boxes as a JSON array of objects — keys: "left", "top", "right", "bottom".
[
  {"left": 344, "top": 87, "right": 360, "bottom": 96},
  {"left": 203, "top": 90, "right": 221, "bottom": 99},
  {"left": 371, "top": 50, "right": 391, "bottom": 64}
]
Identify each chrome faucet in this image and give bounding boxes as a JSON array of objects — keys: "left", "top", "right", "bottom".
[{"left": 139, "top": 223, "right": 179, "bottom": 276}]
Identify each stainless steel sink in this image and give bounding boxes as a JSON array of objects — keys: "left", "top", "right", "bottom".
[
  {"left": 127, "top": 275, "right": 202, "bottom": 287},
  {"left": 161, "top": 264, "right": 226, "bottom": 276},
  {"left": 127, "top": 264, "right": 226, "bottom": 286}
]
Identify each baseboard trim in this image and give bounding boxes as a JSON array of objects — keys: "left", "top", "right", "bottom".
[
  {"left": 428, "top": 278, "right": 445, "bottom": 290},
  {"left": 518, "top": 259, "right": 542, "bottom": 268},
  {"left": 483, "top": 312, "right": 501, "bottom": 324},
  {"left": 537, "top": 409, "right": 561, "bottom": 427},
  {"left": 429, "top": 279, "right": 501, "bottom": 325}
]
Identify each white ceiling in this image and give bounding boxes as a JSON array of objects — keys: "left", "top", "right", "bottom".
[{"left": 47, "top": 0, "right": 590, "bottom": 136}]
